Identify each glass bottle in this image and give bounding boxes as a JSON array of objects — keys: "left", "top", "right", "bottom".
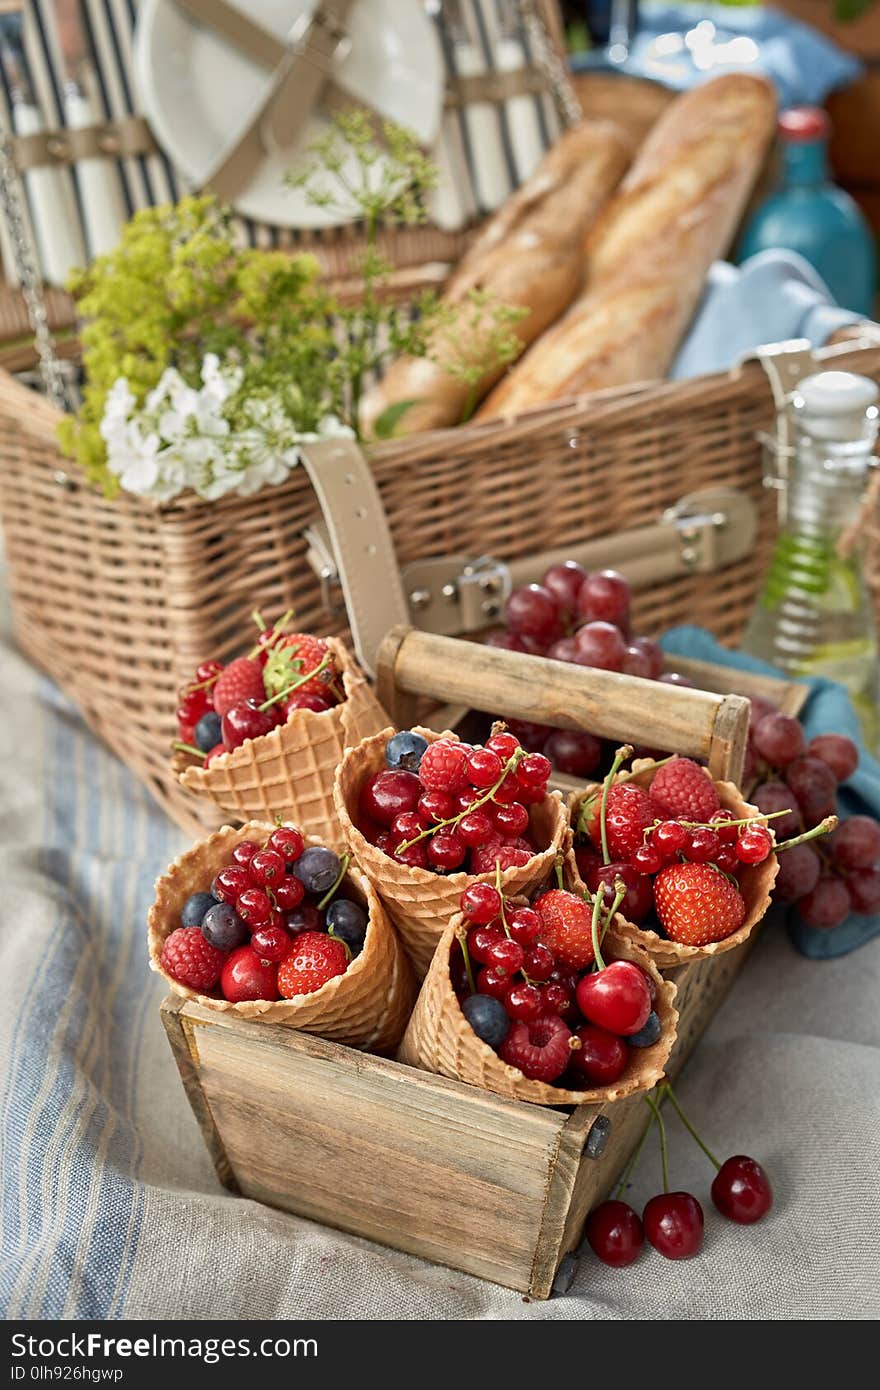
[
  {"left": 738, "top": 107, "right": 876, "bottom": 318},
  {"left": 743, "top": 370, "right": 880, "bottom": 752}
]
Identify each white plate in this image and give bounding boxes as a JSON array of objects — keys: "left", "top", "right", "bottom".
[{"left": 134, "top": 0, "right": 444, "bottom": 228}]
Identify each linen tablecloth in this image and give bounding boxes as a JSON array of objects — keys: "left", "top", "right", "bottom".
[{"left": 1, "top": 578, "right": 877, "bottom": 1321}]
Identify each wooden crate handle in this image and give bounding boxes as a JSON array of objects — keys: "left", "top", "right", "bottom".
[{"left": 376, "top": 627, "right": 749, "bottom": 784}]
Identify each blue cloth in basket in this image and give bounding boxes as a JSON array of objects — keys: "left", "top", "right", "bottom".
[{"left": 660, "top": 626, "right": 880, "bottom": 958}]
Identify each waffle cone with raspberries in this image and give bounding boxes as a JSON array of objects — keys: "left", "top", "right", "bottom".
[
  {"left": 334, "top": 727, "right": 567, "bottom": 977},
  {"left": 397, "top": 910, "right": 677, "bottom": 1107},
  {"left": 173, "top": 637, "right": 389, "bottom": 851},
  {"left": 570, "top": 759, "right": 779, "bottom": 969},
  {"left": 147, "top": 820, "right": 416, "bottom": 1052}
]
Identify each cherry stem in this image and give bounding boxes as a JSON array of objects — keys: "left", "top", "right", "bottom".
[
  {"left": 496, "top": 863, "right": 538, "bottom": 986},
  {"left": 172, "top": 740, "right": 203, "bottom": 757},
  {"left": 259, "top": 653, "right": 332, "bottom": 710},
  {"left": 661, "top": 1082, "right": 721, "bottom": 1170},
  {"left": 642, "top": 808, "right": 791, "bottom": 840},
  {"left": 397, "top": 747, "right": 525, "bottom": 853},
  {"left": 252, "top": 609, "right": 266, "bottom": 632},
  {"left": 317, "top": 852, "right": 350, "bottom": 911},
  {"left": 247, "top": 608, "right": 294, "bottom": 659},
  {"left": 598, "top": 745, "right": 634, "bottom": 865},
  {"left": 615, "top": 1110, "right": 655, "bottom": 1201},
  {"left": 554, "top": 856, "right": 565, "bottom": 890},
  {"left": 775, "top": 815, "right": 838, "bottom": 854},
  {"left": 590, "top": 887, "right": 607, "bottom": 972},
  {"left": 457, "top": 926, "right": 477, "bottom": 995},
  {"left": 601, "top": 880, "right": 627, "bottom": 946},
  {"left": 644, "top": 1092, "right": 669, "bottom": 1193}
]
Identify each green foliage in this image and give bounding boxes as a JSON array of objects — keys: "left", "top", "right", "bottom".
[{"left": 428, "top": 290, "right": 527, "bottom": 424}]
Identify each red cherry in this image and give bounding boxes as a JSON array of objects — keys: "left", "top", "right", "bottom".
[
  {"left": 391, "top": 810, "right": 422, "bottom": 843},
  {"left": 710, "top": 810, "right": 740, "bottom": 844},
  {"left": 268, "top": 826, "right": 305, "bottom": 862},
  {"left": 417, "top": 789, "right": 455, "bottom": 824},
  {"left": 458, "top": 809, "right": 494, "bottom": 847},
  {"left": 686, "top": 828, "right": 721, "bottom": 864},
  {"left": 736, "top": 826, "right": 774, "bottom": 865},
  {"left": 568, "top": 1024, "right": 628, "bottom": 1085},
  {"left": 476, "top": 965, "right": 510, "bottom": 1000},
  {"left": 231, "top": 840, "right": 260, "bottom": 868},
  {"left": 466, "top": 747, "right": 503, "bottom": 788},
  {"left": 281, "top": 690, "right": 333, "bottom": 716},
  {"left": 204, "top": 743, "right": 227, "bottom": 766},
  {"left": 652, "top": 821, "right": 688, "bottom": 858},
  {"left": 630, "top": 843, "right": 663, "bottom": 876},
  {"left": 715, "top": 843, "right": 740, "bottom": 873},
  {"left": 540, "top": 981, "right": 573, "bottom": 1016},
  {"left": 221, "top": 700, "right": 275, "bottom": 750},
  {"left": 517, "top": 752, "right": 552, "bottom": 788},
  {"left": 393, "top": 841, "right": 428, "bottom": 869},
  {"left": 360, "top": 769, "right": 422, "bottom": 827},
  {"left": 284, "top": 904, "right": 323, "bottom": 937},
  {"left": 486, "top": 937, "right": 524, "bottom": 974},
  {"left": 585, "top": 1200, "right": 644, "bottom": 1267},
  {"left": 460, "top": 882, "right": 502, "bottom": 924},
  {"left": 523, "top": 942, "right": 554, "bottom": 982},
  {"left": 586, "top": 862, "right": 653, "bottom": 924},
  {"left": 711, "top": 1156, "right": 773, "bottom": 1224},
  {"left": 576, "top": 961, "right": 651, "bottom": 1036},
  {"left": 492, "top": 773, "right": 522, "bottom": 804},
  {"left": 643, "top": 1192, "right": 704, "bottom": 1260},
  {"left": 273, "top": 876, "right": 305, "bottom": 911},
  {"left": 250, "top": 923, "right": 292, "bottom": 963},
  {"left": 493, "top": 802, "right": 530, "bottom": 838},
  {"left": 486, "top": 731, "right": 520, "bottom": 761},
  {"left": 196, "top": 659, "right": 223, "bottom": 683},
  {"left": 220, "top": 946, "right": 279, "bottom": 1002},
  {"left": 212, "top": 865, "right": 250, "bottom": 904},
  {"left": 505, "top": 981, "right": 543, "bottom": 1021},
  {"left": 467, "top": 925, "right": 503, "bottom": 964},
  {"left": 248, "top": 848, "right": 286, "bottom": 886},
  {"left": 236, "top": 888, "right": 272, "bottom": 929},
  {"left": 508, "top": 906, "right": 541, "bottom": 945}
]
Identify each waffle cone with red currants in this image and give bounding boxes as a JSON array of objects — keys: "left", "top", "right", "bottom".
[
  {"left": 569, "top": 752, "right": 784, "bottom": 968},
  {"left": 148, "top": 820, "right": 415, "bottom": 1052},
  {"left": 397, "top": 872, "right": 677, "bottom": 1106},
  {"left": 333, "top": 726, "right": 567, "bottom": 977},
  {"left": 172, "top": 627, "right": 389, "bottom": 850}
]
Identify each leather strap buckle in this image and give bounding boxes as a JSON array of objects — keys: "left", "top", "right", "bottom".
[{"left": 289, "top": 8, "right": 352, "bottom": 64}]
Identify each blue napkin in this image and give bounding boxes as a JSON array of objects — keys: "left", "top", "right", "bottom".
[
  {"left": 659, "top": 626, "right": 880, "bottom": 958},
  {"left": 571, "top": 3, "right": 861, "bottom": 108}
]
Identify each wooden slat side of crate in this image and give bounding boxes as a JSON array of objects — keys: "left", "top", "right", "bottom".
[{"left": 160, "top": 931, "right": 757, "bottom": 1299}]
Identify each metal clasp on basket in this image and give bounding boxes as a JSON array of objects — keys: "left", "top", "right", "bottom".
[
  {"left": 303, "top": 520, "right": 348, "bottom": 615},
  {"left": 289, "top": 7, "right": 352, "bottom": 63}
]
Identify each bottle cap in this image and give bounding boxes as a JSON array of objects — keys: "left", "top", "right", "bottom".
[
  {"left": 779, "top": 108, "right": 829, "bottom": 143},
  {"left": 793, "top": 371, "right": 879, "bottom": 443}
]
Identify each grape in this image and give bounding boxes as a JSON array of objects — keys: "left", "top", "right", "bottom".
[
  {"left": 748, "top": 695, "right": 779, "bottom": 734},
  {"left": 576, "top": 569, "right": 631, "bottom": 629},
  {"left": 547, "top": 636, "right": 578, "bottom": 662},
  {"left": 573, "top": 620, "right": 627, "bottom": 671},
  {"left": 484, "top": 629, "right": 528, "bottom": 653},
  {"left": 797, "top": 877, "right": 851, "bottom": 929},
  {"left": 506, "top": 718, "right": 553, "bottom": 752},
  {"left": 542, "top": 561, "right": 587, "bottom": 614},
  {"left": 519, "top": 633, "right": 552, "bottom": 656},
  {"left": 504, "top": 584, "right": 560, "bottom": 640},
  {"left": 828, "top": 815, "right": 880, "bottom": 870},
  {"left": 784, "top": 756, "right": 837, "bottom": 824},
  {"left": 544, "top": 729, "right": 602, "bottom": 777},
  {"left": 806, "top": 733, "right": 859, "bottom": 784},
  {"left": 752, "top": 781, "right": 801, "bottom": 839},
  {"left": 774, "top": 843, "right": 820, "bottom": 902},
  {"left": 657, "top": 671, "right": 694, "bottom": 689},
  {"left": 628, "top": 636, "right": 664, "bottom": 679},
  {"left": 752, "top": 712, "right": 805, "bottom": 767},
  {"left": 847, "top": 867, "right": 880, "bottom": 914},
  {"left": 621, "top": 644, "right": 655, "bottom": 679}
]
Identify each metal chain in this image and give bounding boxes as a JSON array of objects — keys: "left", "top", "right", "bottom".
[
  {"left": 0, "top": 124, "right": 69, "bottom": 408},
  {"left": 517, "top": 0, "right": 581, "bottom": 127}
]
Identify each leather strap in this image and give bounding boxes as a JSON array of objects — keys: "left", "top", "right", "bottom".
[
  {"left": 182, "top": 0, "right": 356, "bottom": 202},
  {"left": 11, "top": 116, "right": 158, "bottom": 170},
  {"left": 444, "top": 67, "right": 548, "bottom": 108},
  {"left": 297, "top": 436, "right": 409, "bottom": 676}
]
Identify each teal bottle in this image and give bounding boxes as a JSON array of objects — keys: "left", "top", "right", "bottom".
[{"left": 739, "top": 107, "right": 876, "bottom": 317}]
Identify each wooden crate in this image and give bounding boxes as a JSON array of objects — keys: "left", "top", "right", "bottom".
[{"left": 162, "top": 933, "right": 755, "bottom": 1300}]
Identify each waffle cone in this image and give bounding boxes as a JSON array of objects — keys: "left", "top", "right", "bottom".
[
  {"left": 397, "top": 917, "right": 677, "bottom": 1106},
  {"left": 569, "top": 760, "right": 779, "bottom": 969},
  {"left": 173, "top": 639, "right": 389, "bottom": 851},
  {"left": 334, "top": 727, "right": 568, "bottom": 977},
  {"left": 147, "top": 820, "right": 416, "bottom": 1053}
]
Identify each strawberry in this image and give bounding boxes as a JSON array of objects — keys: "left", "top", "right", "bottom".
[
  {"left": 212, "top": 657, "right": 265, "bottom": 717},
  {"left": 263, "top": 634, "right": 336, "bottom": 702},
  {"left": 277, "top": 931, "right": 349, "bottom": 997},
  {"left": 536, "top": 888, "right": 595, "bottom": 970},
  {"left": 583, "top": 783, "right": 661, "bottom": 861},
  {"left": 653, "top": 862, "right": 745, "bottom": 946},
  {"left": 650, "top": 757, "right": 721, "bottom": 822}
]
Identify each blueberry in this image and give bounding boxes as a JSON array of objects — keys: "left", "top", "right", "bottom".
[
  {"left": 325, "top": 898, "right": 368, "bottom": 952},
  {"left": 181, "top": 891, "right": 218, "bottom": 928},
  {"left": 293, "top": 846, "right": 341, "bottom": 895},
  {"left": 201, "top": 902, "right": 248, "bottom": 951},
  {"left": 627, "top": 1010, "right": 661, "bottom": 1048},
  {"left": 462, "top": 994, "right": 509, "bottom": 1049},
  {"left": 385, "top": 730, "right": 428, "bottom": 773},
  {"left": 194, "top": 712, "right": 222, "bottom": 753}
]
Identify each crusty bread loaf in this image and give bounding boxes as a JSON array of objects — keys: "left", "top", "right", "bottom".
[
  {"left": 359, "top": 120, "right": 631, "bottom": 438},
  {"left": 479, "top": 74, "right": 777, "bottom": 418}
]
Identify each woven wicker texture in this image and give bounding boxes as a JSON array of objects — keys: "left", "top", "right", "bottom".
[
  {"left": 146, "top": 820, "right": 416, "bottom": 1053},
  {"left": 568, "top": 761, "right": 779, "bottom": 968},
  {"left": 2, "top": 342, "right": 879, "bottom": 836},
  {"left": 333, "top": 726, "right": 568, "bottom": 977},
  {"left": 172, "top": 638, "right": 388, "bottom": 850},
  {"left": 397, "top": 916, "right": 677, "bottom": 1106}
]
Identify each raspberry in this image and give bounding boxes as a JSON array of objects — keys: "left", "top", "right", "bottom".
[
  {"left": 263, "top": 634, "right": 336, "bottom": 702},
  {"left": 536, "top": 889, "right": 595, "bottom": 971},
  {"left": 585, "top": 783, "right": 661, "bottom": 860},
  {"left": 470, "top": 836, "right": 534, "bottom": 874},
  {"left": 653, "top": 862, "right": 745, "bottom": 946},
  {"left": 277, "top": 932, "right": 349, "bottom": 997},
  {"left": 499, "top": 1014, "right": 573, "bottom": 1082},
  {"left": 649, "top": 758, "right": 721, "bottom": 822},
  {"left": 212, "top": 657, "right": 265, "bottom": 717},
  {"left": 161, "top": 926, "right": 225, "bottom": 991},
  {"left": 418, "top": 739, "right": 468, "bottom": 793}
]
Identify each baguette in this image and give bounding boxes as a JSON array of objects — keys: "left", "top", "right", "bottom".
[
  {"left": 359, "top": 120, "right": 631, "bottom": 438},
  {"left": 479, "top": 74, "right": 777, "bottom": 418}
]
